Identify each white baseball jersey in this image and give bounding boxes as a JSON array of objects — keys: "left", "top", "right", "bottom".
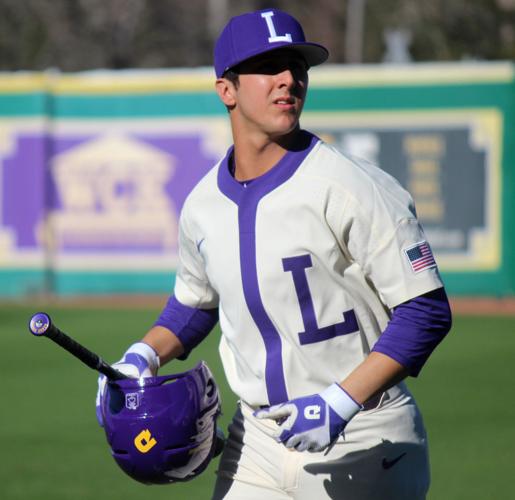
[{"left": 174, "top": 133, "right": 443, "bottom": 407}]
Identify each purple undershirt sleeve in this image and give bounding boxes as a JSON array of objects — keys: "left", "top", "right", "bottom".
[
  {"left": 153, "top": 296, "right": 219, "bottom": 360},
  {"left": 371, "top": 287, "right": 452, "bottom": 376}
]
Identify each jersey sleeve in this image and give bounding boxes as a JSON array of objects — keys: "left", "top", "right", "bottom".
[
  {"left": 338, "top": 158, "right": 444, "bottom": 308},
  {"left": 154, "top": 295, "right": 219, "bottom": 360},
  {"left": 173, "top": 203, "right": 219, "bottom": 309},
  {"left": 372, "top": 287, "right": 452, "bottom": 375}
]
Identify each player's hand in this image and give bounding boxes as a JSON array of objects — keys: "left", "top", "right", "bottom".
[
  {"left": 253, "top": 383, "right": 362, "bottom": 452},
  {"left": 95, "top": 342, "right": 160, "bottom": 426}
]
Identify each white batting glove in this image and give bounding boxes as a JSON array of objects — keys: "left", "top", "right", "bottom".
[
  {"left": 95, "top": 342, "right": 160, "bottom": 426},
  {"left": 254, "top": 383, "right": 362, "bottom": 452}
]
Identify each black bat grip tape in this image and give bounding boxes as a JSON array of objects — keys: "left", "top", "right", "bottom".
[
  {"left": 29, "top": 312, "right": 128, "bottom": 381},
  {"left": 50, "top": 325, "right": 128, "bottom": 380}
]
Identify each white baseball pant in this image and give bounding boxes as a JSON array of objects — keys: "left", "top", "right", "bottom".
[{"left": 212, "top": 384, "right": 430, "bottom": 500}]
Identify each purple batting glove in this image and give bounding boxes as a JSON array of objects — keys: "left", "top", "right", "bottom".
[
  {"left": 95, "top": 342, "right": 159, "bottom": 426},
  {"left": 254, "top": 383, "right": 362, "bottom": 452}
]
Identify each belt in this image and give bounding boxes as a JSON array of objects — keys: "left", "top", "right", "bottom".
[
  {"left": 362, "top": 391, "right": 389, "bottom": 411},
  {"left": 253, "top": 389, "right": 391, "bottom": 413}
]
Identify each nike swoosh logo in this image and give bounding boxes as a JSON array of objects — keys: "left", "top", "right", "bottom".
[
  {"left": 382, "top": 452, "right": 407, "bottom": 470},
  {"left": 196, "top": 238, "right": 205, "bottom": 252}
]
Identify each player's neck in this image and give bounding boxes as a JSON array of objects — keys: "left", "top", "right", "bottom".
[{"left": 232, "top": 127, "right": 303, "bottom": 182}]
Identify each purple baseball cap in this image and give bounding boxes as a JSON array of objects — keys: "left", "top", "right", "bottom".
[{"left": 214, "top": 9, "right": 329, "bottom": 77}]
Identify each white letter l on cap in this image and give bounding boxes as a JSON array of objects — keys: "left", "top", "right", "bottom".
[{"left": 261, "top": 11, "right": 292, "bottom": 43}]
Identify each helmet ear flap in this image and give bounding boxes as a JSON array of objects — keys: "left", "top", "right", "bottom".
[
  {"left": 105, "top": 384, "right": 126, "bottom": 416},
  {"left": 101, "top": 361, "right": 223, "bottom": 484}
]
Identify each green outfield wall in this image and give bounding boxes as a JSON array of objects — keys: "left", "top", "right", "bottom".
[{"left": 0, "top": 62, "right": 513, "bottom": 296}]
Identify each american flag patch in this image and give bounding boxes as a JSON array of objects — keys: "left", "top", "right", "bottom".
[{"left": 404, "top": 241, "right": 437, "bottom": 273}]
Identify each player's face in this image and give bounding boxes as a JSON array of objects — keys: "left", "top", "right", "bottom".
[{"left": 227, "top": 50, "right": 308, "bottom": 141}]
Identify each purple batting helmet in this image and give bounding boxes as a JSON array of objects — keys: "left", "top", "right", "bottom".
[
  {"left": 214, "top": 8, "right": 328, "bottom": 77},
  {"left": 101, "top": 361, "right": 223, "bottom": 484}
]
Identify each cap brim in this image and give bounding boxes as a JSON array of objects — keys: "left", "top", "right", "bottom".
[
  {"left": 224, "top": 42, "right": 328, "bottom": 75},
  {"left": 288, "top": 42, "right": 329, "bottom": 67}
]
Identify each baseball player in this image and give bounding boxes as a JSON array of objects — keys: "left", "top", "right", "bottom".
[{"left": 97, "top": 8, "right": 452, "bottom": 499}]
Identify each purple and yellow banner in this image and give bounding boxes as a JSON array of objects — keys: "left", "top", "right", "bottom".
[{"left": 0, "top": 64, "right": 513, "bottom": 296}]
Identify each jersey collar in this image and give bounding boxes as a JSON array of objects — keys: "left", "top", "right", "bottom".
[{"left": 217, "top": 131, "right": 319, "bottom": 205}]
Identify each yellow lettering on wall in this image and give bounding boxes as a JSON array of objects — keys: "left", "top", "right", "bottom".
[
  {"left": 404, "top": 135, "right": 445, "bottom": 156},
  {"left": 403, "top": 134, "right": 446, "bottom": 223}
]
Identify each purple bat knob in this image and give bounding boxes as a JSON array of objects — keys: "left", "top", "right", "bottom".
[{"left": 29, "top": 312, "right": 51, "bottom": 336}]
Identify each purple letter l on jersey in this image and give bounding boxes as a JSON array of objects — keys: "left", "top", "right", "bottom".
[{"left": 282, "top": 255, "right": 359, "bottom": 345}]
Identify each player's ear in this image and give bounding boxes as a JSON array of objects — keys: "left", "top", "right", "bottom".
[{"left": 215, "top": 78, "right": 237, "bottom": 108}]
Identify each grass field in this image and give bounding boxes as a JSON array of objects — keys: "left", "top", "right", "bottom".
[{"left": 1, "top": 304, "right": 513, "bottom": 500}]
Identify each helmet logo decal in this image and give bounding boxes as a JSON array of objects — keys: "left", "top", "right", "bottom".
[
  {"left": 102, "top": 363, "right": 222, "bottom": 483},
  {"left": 134, "top": 429, "right": 157, "bottom": 453},
  {"left": 125, "top": 392, "right": 140, "bottom": 410}
]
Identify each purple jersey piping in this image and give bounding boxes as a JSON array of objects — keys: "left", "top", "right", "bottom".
[{"left": 217, "top": 131, "right": 318, "bottom": 405}]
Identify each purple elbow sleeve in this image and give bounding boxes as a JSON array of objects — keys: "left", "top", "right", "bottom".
[
  {"left": 154, "top": 296, "right": 219, "bottom": 360},
  {"left": 372, "top": 287, "right": 452, "bottom": 376}
]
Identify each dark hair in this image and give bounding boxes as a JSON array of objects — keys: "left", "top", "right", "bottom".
[{"left": 223, "top": 69, "right": 240, "bottom": 88}]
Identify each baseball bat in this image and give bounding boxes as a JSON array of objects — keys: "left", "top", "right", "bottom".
[{"left": 28, "top": 312, "right": 128, "bottom": 381}]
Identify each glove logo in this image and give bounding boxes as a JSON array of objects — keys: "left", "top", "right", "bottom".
[
  {"left": 304, "top": 404, "right": 321, "bottom": 420},
  {"left": 125, "top": 392, "right": 140, "bottom": 410},
  {"left": 134, "top": 429, "right": 157, "bottom": 453}
]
